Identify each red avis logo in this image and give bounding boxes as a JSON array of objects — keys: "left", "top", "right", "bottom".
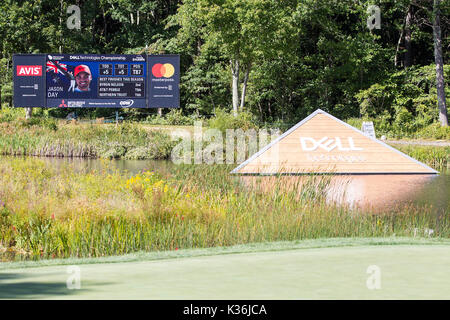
[{"left": 17, "top": 65, "right": 42, "bottom": 76}]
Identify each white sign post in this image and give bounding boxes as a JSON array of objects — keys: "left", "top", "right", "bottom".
[{"left": 362, "top": 121, "right": 376, "bottom": 139}]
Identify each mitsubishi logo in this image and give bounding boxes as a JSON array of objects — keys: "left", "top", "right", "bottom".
[
  {"left": 59, "top": 99, "right": 68, "bottom": 108},
  {"left": 300, "top": 137, "right": 363, "bottom": 152}
]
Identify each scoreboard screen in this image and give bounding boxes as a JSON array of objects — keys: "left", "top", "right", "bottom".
[{"left": 13, "top": 53, "right": 179, "bottom": 108}]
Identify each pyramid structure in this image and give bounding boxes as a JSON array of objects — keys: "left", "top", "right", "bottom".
[{"left": 231, "top": 109, "right": 438, "bottom": 175}]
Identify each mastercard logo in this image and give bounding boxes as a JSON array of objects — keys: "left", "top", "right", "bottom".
[{"left": 152, "top": 63, "right": 175, "bottom": 78}]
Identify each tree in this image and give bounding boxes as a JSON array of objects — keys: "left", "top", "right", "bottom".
[
  {"left": 432, "top": 0, "right": 448, "bottom": 126},
  {"left": 174, "top": 0, "right": 297, "bottom": 116}
]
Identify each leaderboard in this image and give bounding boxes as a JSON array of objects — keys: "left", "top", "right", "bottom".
[
  {"left": 98, "top": 63, "right": 145, "bottom": 98},
  {"left": 43, "top": 54, "right": 148, "bottom": 108},
  {"left": 13, "top": 53, "right": 180, "bottom": 108}
]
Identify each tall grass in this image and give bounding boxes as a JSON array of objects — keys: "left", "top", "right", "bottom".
[
  {"left": 0, "top": 158, "right": 447, "bottom": 262},
  {"left": 0, "top": 118, "right": 447, "bottom": 168},
  {"left": 0, "top": 121, "right": 176, "bottom": 160},
  {"left": 393, "top": 145, "right": 449, "bottom": 169}
]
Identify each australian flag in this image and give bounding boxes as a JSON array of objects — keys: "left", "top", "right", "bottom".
[
  {"left": 46, "top": 61, "right": 68, "bottom": 75},
  {"left": 46, "top": 61, "right": 75, "bottom": 93}
]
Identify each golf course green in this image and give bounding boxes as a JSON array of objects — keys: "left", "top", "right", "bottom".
[{"left": 1, "top": 238, "right": 449, "bottom": 300}]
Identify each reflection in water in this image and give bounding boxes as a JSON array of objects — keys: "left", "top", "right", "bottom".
[
  {"left": 240, "top": 173, "right": 447, "bottom": 212},
  {"left": 240, "top": 175, "right": 435, "bottom": 210},
  {"left": 325, "top": 175, "right": 437, "bottom": 210}
]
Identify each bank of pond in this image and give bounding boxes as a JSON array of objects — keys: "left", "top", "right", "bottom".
[{"left": 0, "top": 121, "right": 448, "bottom": 169}]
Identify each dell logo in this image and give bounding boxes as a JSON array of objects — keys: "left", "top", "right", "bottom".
[{"left": 300, "top": 137, "right": 363, "bottom": 152}]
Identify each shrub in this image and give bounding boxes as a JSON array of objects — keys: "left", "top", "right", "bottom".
[
  {"left": 416, "top": 123, "right": 450, "bottom": 140},
  {"left": 99, "top": 143, "right": 128, "bottom": 159},
  {"left": 208, "top": 108, "right": 258, "bottom": 132},
  {"left": 345, "top": 118, "right": 363, "bottom": 130},
  {"left": 165, "top": 109, "right": 195, "bottom": 126},
  {"left": 19, "top": 117, "right": 59, "bottom": 132},
  {"left": 0, "top": 106, "right": 23, "bottom": 122},
  {"left": 144, "top": 109, "right": 199, "bottom": 126},
  {"left": 124, "top": 147, "right": 153, "bottom": 160},
  {"left": 355, "top": 64, "right": 449, "bottom": 136},
  {"left": 145, "top": 114, "right": 168, "bottom": 125}
]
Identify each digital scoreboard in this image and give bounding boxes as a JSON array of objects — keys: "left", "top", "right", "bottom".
[{"left": 13, "top": 54, "right": 179, "bottom": 108}]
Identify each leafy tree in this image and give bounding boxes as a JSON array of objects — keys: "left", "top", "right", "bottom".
[{"left": 173, "top": 0, "right": 298, "bottom": 116}]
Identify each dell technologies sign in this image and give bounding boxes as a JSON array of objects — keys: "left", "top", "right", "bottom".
[{"left": 13, "top": 54, "right": 179, "bottom": 108}]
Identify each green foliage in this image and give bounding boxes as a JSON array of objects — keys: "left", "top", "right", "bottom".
[
  {"left": 393, "top": 145, "right": 449, "bottom": 169},
  {"left": 345, "top": 118, "right": 364, "bottom": 131},
  {"left": 0, "top": 122, "right": 175, "bottom": 160},
  {"left": 19, "top": 117, "right": 58, "bottom": 132},
  {"left": 0, "top": 106, "right": 23, "bottom": 122},
  {"left": 0, "top": 83, "right": 12, "bottom": 107},
  {"left": 347, "top": 116, "right": 450, "bottom": 140},
  {"left": 164, "top": 109, "right": 195, "bottom": 126},
  {"left": 0, "top": 158, "right": 448, "bottom": 261},
  {"left": 208, "top": 108, "right": 258, "bottom": 132},
  {"left": 356, "top": 65, "right": 450, "bottom": 136},
  {"left": 145, "top": 109, "right": 202, "bottom": 126},
  {"left": 416, "top": 123, "right": 450, "bottom": 140},
  {"left": 0, "top": 0, "right": 448, "bottom": 137}
]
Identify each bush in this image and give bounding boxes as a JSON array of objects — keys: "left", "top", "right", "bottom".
[
  {"left": 99, "top": 143, "right": 129, "bottom": 159},
  {"left": 145, "top": 114, "right": 168, "bottom": 125},
  {"left": 0, "top": 106, "right": 23, "bottom": 122},
  {"left": 355, "top": 64, "right": 449, "bottom": 136},
  {"left": 261, "top": 119, "right": 292, "bottom": 132},
  {"left": 147, "top": 131, "right": 179, "bottom": 159},
  {"left": 416, "top": 123, "right": 450, "bottom": 140},
  {"left": 124, "top": 146, "right": 153, "bottom": 160},
  {"left": 145, "top": 109, "right": 198, "bottom": 126},
  {"left": 345, "top": 118, "right": 363, "bottom": 130},
  {"left": 19, "top": 117, "right": 59, "bottom": 131},
  {"left": 346, "top": 116, "right": 450, "bottom": 140},
  {"left": 208, "top": 108, "right": 258, "bottom": 132},
  {"left": 0, "top": 82, "right": 13, "bottom": 106},
  {"left": 165, "top": 109, "right": 195, "bottom": 125}
]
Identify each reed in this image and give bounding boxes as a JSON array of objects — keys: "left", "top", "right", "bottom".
[
  {"left": 0, "top": 158, "right": 447, "bottom": 262},
  {"left": 393, "top": 144, "right": 449, "bottom": 169},
  {"left": 0, "top": 121, "right": 176, "bottom": 160},
  {"left": 0, "top": 120, "right": 447, "bottom": 168}
]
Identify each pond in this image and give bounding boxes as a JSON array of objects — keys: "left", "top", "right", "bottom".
[{"left": 5, "top": 157, "right": 450, "bottom": 213}]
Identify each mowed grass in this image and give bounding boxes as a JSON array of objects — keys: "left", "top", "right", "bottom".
[
  {"left": 1, "top": 241, "right": 450, "bottom": 299},
  {"left": 0, "top": 157, "right": 448, "bottom": 262}
]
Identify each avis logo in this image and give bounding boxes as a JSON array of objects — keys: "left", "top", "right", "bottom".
[
  {"left": 120, "top": 100, "right": 134, "bottom": 107},
  {"left": 300, "top": 137, "right": 363, "bottom": 152},
  {"left": 17, "top": 65, "right": 42, "bottom": 76}
]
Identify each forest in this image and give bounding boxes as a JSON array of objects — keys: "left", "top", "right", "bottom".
[{"left": 0, "top": 0, "right": 448, "bottom": 132}]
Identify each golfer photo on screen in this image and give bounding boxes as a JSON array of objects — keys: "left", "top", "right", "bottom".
[{"left": 74, "top": 65, "right": 92, "bottom": 92}]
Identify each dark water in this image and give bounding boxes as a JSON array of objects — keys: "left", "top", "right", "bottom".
[{"left": 6, "top": 157, "right": 450, "bottom": 212}]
